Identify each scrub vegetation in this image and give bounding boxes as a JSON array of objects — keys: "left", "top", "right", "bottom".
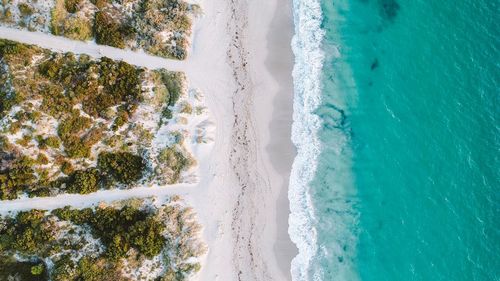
[
  {"left": 0, "top": 39, "right": 196, "bottom": 200},
  {"left": 0, "top": 198, "right": 206, "bottom": 280},
  {"left": 0, "top": 0, "right": 201, "bottom": 59}
]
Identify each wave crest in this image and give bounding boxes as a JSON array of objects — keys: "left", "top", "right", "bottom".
[{"left": 288, "top": 0, "right": 325, "bottom": 279}]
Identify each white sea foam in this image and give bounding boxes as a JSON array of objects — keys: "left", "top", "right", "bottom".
[{"left": 288, "top": 0, "right": 325, "bottom": 280}]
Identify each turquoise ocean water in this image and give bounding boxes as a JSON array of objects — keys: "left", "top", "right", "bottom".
[{"left": 289, "top": 0, "right": 499, "bottom": 280}]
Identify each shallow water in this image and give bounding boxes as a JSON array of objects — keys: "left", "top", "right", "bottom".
[{"left": 290, "top": 0, "right": 500, "bottom": 280}]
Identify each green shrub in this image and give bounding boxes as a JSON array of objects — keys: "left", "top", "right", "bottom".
[
  {"left": 61, "top": 16, "right": 93, "bottom": 41},
  {"left": 53, "top": 205, "right": 165, "bottom": 260},
  {"left": 94, "top": 11, "right": 132, "bottom": 49},
  {"left": 31, "top": 263, "right": 44, "bottom": 275},
  {"left": 50, "top": 0, "right": 68, "bottom": 36},
  {"left": 0, "top": 257, "right": 48, "bottom": 281},
  {"left": 0, "top": 90, "right": 20, "bottom": 118},
  {"left": 45, "top": 136, "right": 61, "bottom": 148},
  {"left": 179, "top": 101, "right": 192, "bottom": 114},
  {"left": 111, "top": 110, "right": 128, "bottom": 131},
  {"left": 9, "top": 121, "right": 21, "bottom": 134},
  {"left": 65, "top": 136, "right": 92, "bottom": 158},
  {"left": 0, "top": 39, "right": 38, "bottom": 62},
  {"left": 97, "top": 152, "right": 145, "bottom": 184},
  {"left": 18, "top": 3, "right": 33, "bottom": 17},
  {"left": 155, "top": 71, "right": 183, "bottom": 123},
  {"left": 129, "top": 216, "right": 165, "bottom": 258},
  {"left": 64, "top": 0, "right": 81, "bottom": 13},
  {"left": 2, "top": 8, "right": 13, "bottom": 22},
  {"left": 60, "top": 161, "right": 74, "bottom": 175},
  {"left": 159, "top": 71, "right": 183, "bottom": 106},
  {"left": 82, "top": 58, "right": 143, "bottom": 117},
  {"left": 75, "top": 256, "right": 122, "bottom": 280},
  {"left": 161, "top": 107, "right": 173, "bottom": 120},
  {"left": 0, "top": 200, "right": 203, "bottom": 280},
  {"left": 0, "top": 156, "right": 36, "bottom": 200},
  {"left": 39, "top": 58, "right": 62, "bottom": 79},
  {"left": 92, "top": 0, "right": 111, "bottom": 9},
  {"left": 83, "top": 128, "right": 103, "bottom": 146},
  {"left": 157, "top": 146, "right": 193, "bottom": 183},
  {"left": 16, "top": 134, "right": 32, "bottom": 147},
  {"left": 52, "top": 206, "right": 93, "bottom": 224},
  {"left": 28, "top": 110, "right": 42, "bottom": 122},
  {"left": 50, "top": 255, "right": 77, "bottom": 281},
  {"left": 39, "top": 84, "right": 72, "bottom": 117},
  {"left": 36, "top": 153, "right": 49, "bottom": 165},
  {"left": 66, "top": 168, "right": 100, "bottom": 194},
  {"left": 0, "top": 209, "right": 56, "bottom": 256},
  {"left": 0, "top": 54, "right": 22, "bottom": 115},
  {"left": 57, "top": 111, "right": 92, "bottom": 158},
  {"left": 28, "top": 187, "right": 52, "bottom": 198}
]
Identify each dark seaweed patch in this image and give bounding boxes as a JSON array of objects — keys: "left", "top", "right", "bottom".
[
  {"left": 371, "top": 58, "right": 379, "bottom": 70},
  {"left": 379, "top": 0, "right": 400, "bottom": 21},
  {"left": 319, "top": 103, "right": 348, "bottom": 130}
]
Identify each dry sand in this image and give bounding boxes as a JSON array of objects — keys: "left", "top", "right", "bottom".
[{"left": 188, "top": 0, "right": 298, "bottom": 280}]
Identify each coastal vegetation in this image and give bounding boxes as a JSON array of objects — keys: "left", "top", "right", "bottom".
[
  {"left": 0, "top": 39, "right": 197, "bottom": 199},
  {"left": 0, "top": 0, "right": 201, "bottom": 59},
  {"left": 0, "top": 198, "right": 206, "bottom": 280}
]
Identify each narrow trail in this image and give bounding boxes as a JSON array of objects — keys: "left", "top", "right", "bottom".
[
  {"left": 0, "top": 26, "right": 187, "bottom": 71},
  {"left": 0, "top": 184, "right": 196, "bottom": 214}
]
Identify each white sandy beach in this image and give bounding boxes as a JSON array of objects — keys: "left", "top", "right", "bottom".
[
  {"left": 187, "top": 0, "right": 297, "bottom": 280},
  {"left": 0, "top": 0, "right": 297, "bottom": 279}
]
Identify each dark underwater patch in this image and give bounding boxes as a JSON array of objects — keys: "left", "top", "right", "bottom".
[
  {"left": 379, "top": 0, "right": 400, "bottom": 21},
  {"left": 318, "top": 103, "right": 347, "bottom": 130},
  {"left": 371, "top": 58, "right": 379, "bottom": 70}
]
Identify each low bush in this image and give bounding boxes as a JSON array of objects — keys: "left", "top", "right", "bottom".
[
  {"left": 53, "top": 205, "right": 165, "bottom": 259},
  {"left": 57, "top": 111, "right": 92, "bottom": 158},
  {"left": 0, "top": 200, "right": 205, "bottom": 280},
  {"left": 61, "top": 16, "right": 93, "bottom": 41},
  {"left": 16, "top": 134, "right": 32, "bottom": 147},
  {"left": 60, "top": 161, "right": 74, "bottom": 175},
  {"left": 111, "top": 110, "right": 128, "bottom": 131},
  {"left": 18, "top": 3, "right": 33, "bottom": 17},
  {"left": 0, "top": 256, "right": 48, "bottom": 281},
  {"left": 36, "top": 153, "right": 49, "bottom": 165},
  {"left": 62, "top": 135, "right": 92, "bottom": 158},
  {"left": 50, "top": 0, "right": 66, "bottom": 36},
  {"left": 0, "top": 209, "right": 56, "bottom": 255},
  {"left": 97, "top": 152, "right": 145, "bottom": 184},
  {"left": 0, "top": 156, "right": 36, "bottom": 200},
  {"left": 45, "top": 136, "right": 61, "bottom": 148},
  {"left": 94, "top": 11, "right": 133, "bottom": 49},
  {"left": 0, "top": 39, "right": 38, "bottom": 64},
  {"left": 39, "top": 84, "right": 72, "bottom": 117},
  {"left": 66, "top": 168, "right": 101, "bottom": 194},
  {"left": 83, "top": 58, "right": 143, "bottom": 118},
  {"left": 157, "top": 146, "right": 193, "bottom": 183},
  {"left": 159, "top": 71, "right": 183, "bottom": 106},
  {"left": 1, "top": 8, "right": 13, "bottom": 23},
  {"left": 64, "top": 0, "right": 82, "bottom": 13},
  {"left": 0, "top": 39, "right": 191, "bottom": 200}
]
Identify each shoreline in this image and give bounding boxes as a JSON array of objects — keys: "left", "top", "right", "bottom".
[{"left": 255, "top": 0, "right": 298, "bottom": 278}]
